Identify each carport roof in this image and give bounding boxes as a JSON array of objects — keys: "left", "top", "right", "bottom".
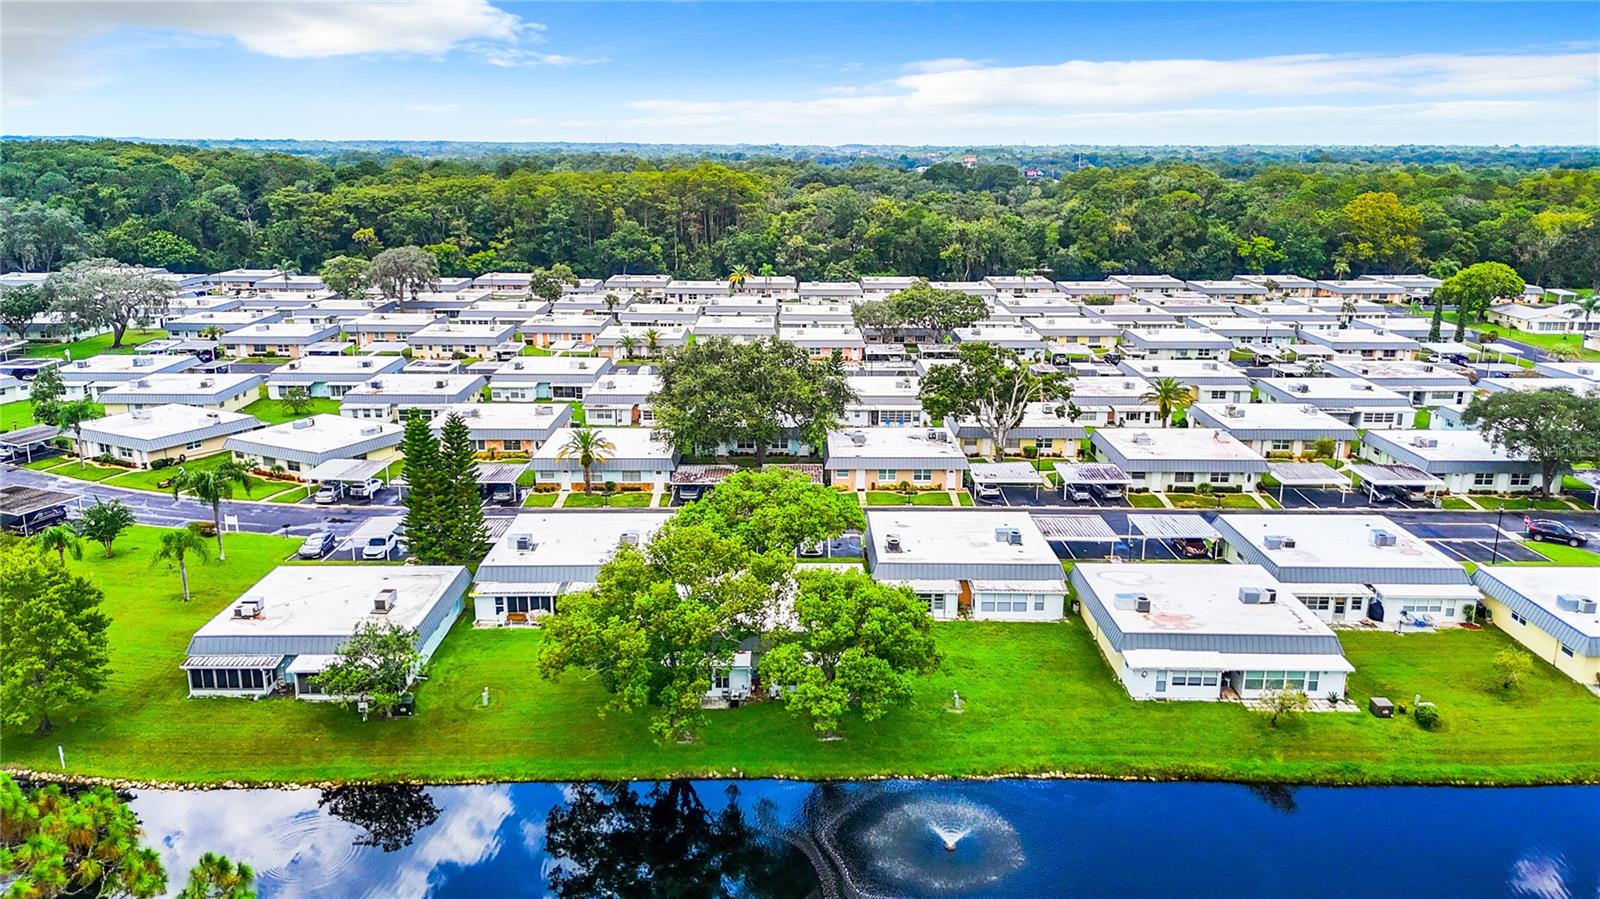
[
  {"left": 1347, "top": 463, "right": 1445, "bottom": 487},
  {"left": 1127, "top": 513, "right": 1219, "bottom": 540},
  {"left": 0, "top": 424, "right": 60, "bottom": 446},
  {"left": 970, "top": 462, "right": 1045, "bottom": 486},
  {"left": 476, "top": 462, "right": 527, "bottom": 485},
  {"left": 1483, "top": 342, "right": 1525, "bottom": 355},
  {"left": 1266, "top": 462, "right": 1351, "bottom": 486},
  {"left": 302, "top": 458, "right": 389, "bottom": 483},
  {"left": 1052, "top": 462, "right": 1133, "bottom": 484},
  {"left": 1032, "top": 514, "right": 1119, "bottom": 541}
]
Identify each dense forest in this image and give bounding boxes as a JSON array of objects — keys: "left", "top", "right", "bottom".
[{"left": 2, "top": 139, "right": 1598, "bottom": 288}]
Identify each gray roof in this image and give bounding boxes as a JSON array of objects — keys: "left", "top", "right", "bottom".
[{"left": 1127, "top": 514, "right": 1219, "bottom": 540}]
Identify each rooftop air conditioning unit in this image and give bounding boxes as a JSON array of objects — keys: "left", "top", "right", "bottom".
[
  {"left": 1292, "top": 384, "right": 1310, "bottom": 394},
  {"left": 1411, "top": 436, "right": 1439, "bottom": 448},
  {"left": 232, "top": 597, "right": 264, "bottom": 618},
  {"left": 1239, "top": 586, "right": 1266, "bottom": 604},
  {"left": 619, "top": 530, "right": 641, "bottom": 547},
  {"left": 850, "top": 431, "right": 868, "bottom": 446},
  {"left": 995, "top": 527, "right": 1023, "bottom": 545},
  {"left": 1203, "top": 362, "right": 1218, "bottom": 370},
  {"left": 1370, "top": 529, "right": 1398, "bottom": 547},
  {"left": 369, "top": 379, "right": 383, "bottom": 390},
  {"left": 927, "top": 429, "right": 947, "bottom": 442},
  {"left": 131, "top": 408, "right": 151, "bottom": 420},
  {"left": 133, "top": 357, "right": 153, "bottom": 367},
  {"left": 359, "top": 360, "right": 373, "bottom": 368},
  {"left": 373, "top": 588, "right": 397, "bottom": 614},
  {"left": 513, "top": 534, "right": 534, "bottom": 551},
  {"left": 1133, "top": 433, "right": 1154, "bottom": 445},
  {"left": 205, "top": 411, "right": 220, "bottom": 420},
  {"left": 360, "top": 425, "right": 381, "bottom": 436},
  {"left": 884, "top": 533, "right": 903, "bottom": 552},
  {"left": 1134, "top": 595, "right": 1152, "bottom": 613},
  {"left": 434, "top": 379, "right": 447, "bottom": 389},
  {"left": 1577, "top": 597, "right": 1599, "bottom": 615},
  {"left": 291, "top": 417, "right": 314, "bottom": 429}
]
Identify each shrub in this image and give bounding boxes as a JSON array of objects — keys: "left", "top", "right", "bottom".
[
  {"left": 1413, "top": 704, "right": 1441, "bottom": 731},
  {"left": 149, "top": 457, "right": 174, "bottom": 470},
  {"left": 1022, "top": 445, "right": 1039, "bottom": 459},
  {"left": 195, "top": 521, "right": 218, "bottom": 537},
  {"left": 1311, "top": 437, "right": 1336, "bottom": 459}
]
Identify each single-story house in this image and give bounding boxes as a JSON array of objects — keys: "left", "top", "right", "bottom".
[
  {"left": 777, "top": 325, "right": 866, "bottom": 362},
  {"left": 1025, "top": 316, "right": 1122, "bottom": 350},
  {"left": 1299, "top": 328, "right": 1421, "bottom": 360},
  {"left": 529, "top": 426, "right": 679, "bottom": 491},
  {"left": 1186, "top": 402, "right": 1358, "bottom": 459},
  {"left": 1115, "top": 359, "right": 1253, "bottom": 405},
  {"left": 218, "top": 322, "right": 341, "bottom": 359},
  {"left": 582, "top": 371, "right": 662, "bottom": 427},
  {"left": 1323, "top": 360, "right": 1474, "bottom": 408},
  {"left": 1255, "top": 377, "right": 1415, "bottom": 430},
  {"left": 844, "top": 375, "right": 927, "bottom": 428},
  {"left": 1109, "top": 274, "right": 1188, "bottom": 295},
  {"left": 59, "top": 354, "right": 198, "bottom": 395},
  {"left": 521, "top": 314, "right": 610, "bottom": 348},
  {"left": 1118, "top": 327, "right": 1234, "bottom": 360},
  {"left": 183, "top": 565, "right": 469, "bottom": 699},
  {"left": 1485, "top": 303, "right": 1593, "bottom": 334},
  {"left": 1066, "top": 375, "right": 1163, "bottom": 429},
  {"left": 1091, "top": 427, "right": 1269, "bottom": 493},
  {"left": 339, "top": 374, "right": 486, "bottom": 421},
  {"left": 1072, "top": 563, "right": 1353, "bottom": 701},
  {"left": 1359, "top": 429, "right": 1556, "bottom": 495},
  {"left": 1237, "top": 274, "right": 1320, "bottom": 298},
  {"left": 1314, "top": 280, "right": 1408, "bottom": 304},
  {"left": 952, "top": 322, "right": 1048, "bottom": 358},
  {"left": 78, "top": 404, "right": 261, "bottom": 468},
  {"left": 1184, "top": 279, "right": 1271, "bottom": 303},
  {"left": 225, "top": 413, "right": 403, "bottom": 475},
  {"left": 1472, "top": 566, "right": 1599, "bottom": 688},
  {"left": 619, "top": 303, "right": 704, "bottom": 327},
  {"left": 346, "top": 312, "right": 443, "bottom": 345},
  {"left": 266, "top": 355, "right": 406, "bottom": 399},
  {"left": 97, "top": 373, "right": 264, "bottom": 415},
  {"left": 866, "top": 510, "right": 1066, "bottom": 621},
  {"left": 488, "top": 356, "right": 613, "bottom": 401},
  {"left": 429, "top": 402, "right": 572, "bottom": 454},
  {"left": 165, "top": 309, "right": 283, "bottom": 338},
  {"left": 407, "top": 321, "right": 519, "bottom": 361},
  {"left": 825, "top": 426, "right": 969, "bottom": 491},
  {"left": 472, "top": 512, "right": 673, "bottom": 624},
  {"left": 951, "top": 402, "right": 1086, "bottom": 459},
  {"left": 594, "top": 324, "right": 690, "bottom": 359}
]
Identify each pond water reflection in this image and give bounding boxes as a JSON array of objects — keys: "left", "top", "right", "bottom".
[{"left": 128, "top": 780, "right": 1599, "bottom": 898}]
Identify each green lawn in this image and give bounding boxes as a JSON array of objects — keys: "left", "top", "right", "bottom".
[
  {"left": 1471, "top": 496, "right": 1583, "bottom": 512},
  {"left": 562, "top": 491, "right": 652, "bottom": 508},
  {"left": 24, "top": 329, "right": 167, "bottom": 360},
  {"left": 1441, "top": 497, "right": 1477, "bottom": 510},
  {"left": 2, "top": 400, "right": 35, "bottom": 431},
  {"left": 1162, "top": 492, "right": 1264, "bottom": 510},
  {"left": 864, "top": 491, "right": 909, "bottom": 506},
  {"left": 5, "top": 536, "right": 1598, "bottom": 786},
  {"left": 521, "top": 492, "right": 560, "bottom": 508},
  {"left": 1519, "top": 541, "right": 1600, "bottom": 566},
  {"left": 1127, "top": 493, "right": 1166, "bottom": 508},
  {"left": 101, "top": 453, "right": 235, "bottom": 492},
  {"left": 268, "top": 485, "right": 312, "bottom": 504},
  {"left": 955, "top": 492, "right": 975, "bottom": 506},
  {"left": 1433, "top": 311, "right": 1600, "bottom": 361},
  {"left": 37, "top": 460, "right": 132, "bottom": 482},
  {"left": 910, "top": 492, "right": 952, "bottom": 506},
  {"left": 241, "top": 393, "right": 341, "bottom": 425}
]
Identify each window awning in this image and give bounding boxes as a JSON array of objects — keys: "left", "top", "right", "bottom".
[
  {"left": 182, "top": 655, "right": 283, "bottom": 670},
  {"left": 969, "top": 462, "right": 1045, "bottom": 486},
  {"left": 1052, "top": 462, "right": 1133, "bottom": 485},
  {"left": 1347, "top": 463, "right": 1445, "bottom": 487},
  {"left": 1031, "top": 514, "right": 1119, "bottom": 541},
  {"left": 1127, "top": 514, "right": 1219, "bottom": 540},
  {"left": 286, "top": 654, "right": 337, "bottom": 675},
  {"left": 1267, "top": 462, "right": 1350, "bottom": 487}
]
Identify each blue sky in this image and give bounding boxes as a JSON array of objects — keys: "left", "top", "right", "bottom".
[{"left": 3, "top": 1, "right": 1597, "bottom": 145}]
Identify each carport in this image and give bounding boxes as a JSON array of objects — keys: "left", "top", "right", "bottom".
[
  {"left": 1569, "top": 469, "right": 1600, "bottom": 510},
  {"left": 0, "top": 424, "right": 62, "bottom": 464},
  {"left": 1052, "top": 462, "right": 1132, "bottom": 501},
  {"left": 970, "top": 462, "right": 1046, "bottom": 502},
  {"left": 302, "top": 458, "right": 392, "bottom": 502},
  {"left": 476, "top": 462, "right": 527, "bottom": 505},
  {"left": 1032, "top": 513, "right": 1120, "bottom": 560},
  {"left": 1347, "top": 463, "right": 1445, "bottom": 504},
  {"left": 1125, "top": 513, "right": 1220, "bottom": 560},
  {"left": 336, "top": 514, "right": 406, "bottom": 561},
  {"left": 1266, "top": 461, "right": 1351, "bottom": 506},
  {"left": 0, "top": 485, "right": 76, "bottom": 536},
  {"left": 1480, "top": 341, "right": 1525, "bottom": 364}
]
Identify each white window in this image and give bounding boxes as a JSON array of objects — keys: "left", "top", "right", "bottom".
[
  {"left": 185, "top": 439, "right": 206, "bottom": 450},
  {"left": 1172, "top": 472, "right": 1195, "bottom": 484},
  {"left": 1208, "top": 390, "right": 1229, "bottom": 400},
  {"left": 712, "top": 671, "right": 730, "bottom": 690},
  {"left": 1560, "top": 645, "right": 1575, "bottom": 658},
  {"left": 877, "top": 469, "right": 896, "bottom": 482},
  {"left": 1270, "top": 440, "right": 1293, "bottom": 452},
  {"left": 1510, "top": 611, "right": 1527, "bottom": 625},
  {"left": 1509, "top": 473, "right": 1532, "bottom": 487},
  {"left": 1472, "top": 472, "right": 1495, "bottom": 487},
  {"left": 1211, "top": 473, "right": 1231, "bottom": 484},
  {"left": 912, "top": 468, "right": 933, "bottom": 483}
]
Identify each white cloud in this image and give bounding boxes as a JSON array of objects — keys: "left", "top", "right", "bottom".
[
  {"left": 0, "top": 0, "right": 541, "bottom": 107},
  {"left": 403, "top": 103, "right": 463, "bottom": 114},
  {"left": 478, "top": 48, "right": 608, "bottom": 68},
  {"left": 902, "top": 57, "right": 990, "bottom": 74},
  {"left": 618, "top": 50, "right": 1600, "bottom": 145}
]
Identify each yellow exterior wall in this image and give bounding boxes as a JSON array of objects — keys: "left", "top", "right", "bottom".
[{"left": 1483, "top": 596, "right": 1600, "bottom": 687}]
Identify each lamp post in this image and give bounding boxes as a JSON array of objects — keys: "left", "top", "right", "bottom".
[{"left": 1490, "top": 506, "right": 1505, "bottom": 564}]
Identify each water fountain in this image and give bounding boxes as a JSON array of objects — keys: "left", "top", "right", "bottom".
[{"left": 928, "top": 820, "right": 972, "bottom": 852}]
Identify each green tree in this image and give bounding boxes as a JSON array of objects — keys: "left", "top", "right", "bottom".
[
  {"left": 0, "top": 774, "right": 168, "bottom": 897},
  {"left": 759, "top": 569, "right": 938, "bottom": 735},
  {"left": 851, "top": 299, "right": 904, "bottom": 342},
  {"left": 1337, "top": 191, "right": 1423, "bottom": 274},
  {"left": 1492, "top": 648, "right": 1534, "bottom": 689},
  {"left": 887, "top": 279, "right": 988, "bottom": 338},
  {"left": 650, "top": 336, "right": 854, "bottom": 466},
  {"left": 434, "top": 412, "right": 488, "bottom": 565},
  {"left": 279, "top": 385, "right": 315, "bottom": 417},
  {"left": 673, "top": 468, "right": 865, "bottom": 555},
  {"left": 171, "top": 461, "right": 256, "bottom": 559},
  {"left": 318, "top": 254, "right": 371, "bottom": 300},
  {"left": 1437, "top": 262, "right": 1525, "bottom": 340},
  {"left": 918, "top": 342, "right": 1073, "bottom": 459},
  {"left": 1235, "top": 235, "right": 1285, "bottom": 274},
  {"left": 1428, "top": 288, "right": 1445, "bottom": 342},
  {"left": 399, "top": 412, "right": 445, "bottom": 563},
  {"left": 619, "top": 334, "right": 638, "bottom": 360},
  {"left": 31, "top": 522, "right": 83, "bottom": 566},
  {"left": 76, "top": 499, "right": 136, "bottom": 558},
  {"left": 1141, "top": 376, "right": 1195, "bottom": 428},
  {"left": 151, "top": 523, "right": 210, "bottom": 603},
  {"left": 528, "top": 264, "right": 580, "bottom": 302},
  {"left": 177, "top": 852, "right": 257, "bottom": 899},
  {"left": 317, "top": 620, "right": 423, "bottom": 719},
  {"left": 727, "top": 264, "right": 750, "bottom": 291},
  {"left": 1263, "top": 685, "right": 1309, "bottom": 726},
  {"left": 0, "top": 198, "right": 90, "bottom": 272},
  {"left": 539, "top": 522, "right": 790, "bottom": 742},
  {"left": 0, "top": 547, "right": 113, "bottom": 734},
  {"left": 1461, "top": 390, "right": 1600, "bottom": 499},
  {"left": 54, "top": 397, "right": 102, "bottom": 468},
  {"left": 0, "top": 284, "right": 51, "bottom": 342},
  {"left": 556, "top": 427, "right": 615, "bottom": 495},
  {"left": 367, "top": 245, "right": 439, "bottom": 300},
  {"left": 27, "top": 362, "right": 65, "bottom": 427},
  {"left": 45, "top": 258, "right": 175, "bottom": 348}
]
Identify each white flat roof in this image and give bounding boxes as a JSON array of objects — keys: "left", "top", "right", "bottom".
[
  {"left": 270, "top": 356, "right": 404, "bottom": 375},
  {"left": 826, "top": 427, "right": 968, "bottom": 463},
  {"left": 1217, "top": 514, "right": 1461, "bottom": 572},
  {"left": 82, "top": 404, "right": 256, "bottom": 440},
  {"left": 1476, "top": 566, "right": 1600, "bottom": 640},
  {"left": 481, "top": 512, "right": 673, "bottom": 569},
  {"left": 1365, "top": 429, "right": 1530, "bottom": 463},
  {"left": 1258, "top": 377, "right": 1410, "bottom": 402},
  {"left": 230, "top": 414, "right": 400, "bottom": 452},
  {"left": 1095, "top": 427, "right": 1264, "bottom": 463},
  {"left": 531, "top": 426, "right": 676, "bottom": 462},
  {"left": 192, "top": 565, "right": 466, "bottom": 639},
  {"left": 1190, "top": 402, "right": 1357, "bottom": 432},
  {"left": 428, "top": 402, "right": 567, "bottom": 429},
  {"left": 62, "top": 354, "right": 195, "bottom": 375},
  {"left": 865, "top": 510, "right": 1059, "bottom": 567},
  {"left": 1118, "top": 359, "right": 1250, "bottom": 380},
  {"left": 1076, "top": 563, "right": 1341, "bottom": 640}
]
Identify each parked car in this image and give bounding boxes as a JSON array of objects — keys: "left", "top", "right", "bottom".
[
  {"left": 1525, "top": 518, "right": 1589, "bottom": 547},
  {"left": 797, "top": 539, "right": 826, "bottom": 558},
  {"left": 974, "top": 483, "right": 1003, "bottom": 504},
  {"left": 675, "top": 484, "right": 703, "bottom": 503},
  {"left": 1066, "top": 484, "right": 1093, "bottom": 503},
  {"left": 347, "top": 478, "right": 383, "bottom": 500},
  {"left": 1089, "top": 482, "right": 1124, "bottom": 501},
  {"left": 488, "top": 483, "right": 517, "bottom": 505},
  {"left": 362, "top": 532, "right": 398, "bottom": 560},
  {"left": 1174, "top": 538, "right": 1210, "bottom": 559},
  {"left": 297, "top": 531, "right": 335, "bottom": 559},
  {"left": 312, "top": 484, "right": 340, "bottom": 505}
]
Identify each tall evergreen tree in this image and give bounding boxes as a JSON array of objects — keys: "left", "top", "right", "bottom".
[
  {"left": 399, "top": 411, "right": 444, "bottom": 564},
  {"left": 435, "top": 412, "right": 488, "bottom": 564}
]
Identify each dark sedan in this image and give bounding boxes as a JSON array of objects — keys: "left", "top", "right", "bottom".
[{"left": 1524, "top": 518, "right": 1589, "bottom": 547}]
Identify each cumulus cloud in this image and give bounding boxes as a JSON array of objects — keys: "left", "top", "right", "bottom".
[
  {"left": 619, "top": 50, "right": 1600, "bottom": 144},
  {"left": 1, "top": 0, "right": 540, "bottom": 107}
]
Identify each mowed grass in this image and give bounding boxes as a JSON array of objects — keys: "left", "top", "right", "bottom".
[
  {"left": 1519, "top": 541, "right": 1600, "bottom": 566},
  {"left": 101, "top": 453, "right": 236, "bottom": 492},
  {"left": 1, "top": 401, "right": 35, "bottom": 431},
  {"left": 24, "top": 329, "right": 168, "bottom": 360},
  {"left": 240, "top": 394, "right": 341, "bottom": 425},
  {"left": 4, "top": 527, "right": 1598, "bottom": 786}
]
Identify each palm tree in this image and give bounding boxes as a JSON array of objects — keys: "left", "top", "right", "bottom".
[
  {"left": 602, "top": 293, "right": 621, "bottom": 318},
  {"left": 644, "top": 328, "right": 662, "bottom": 357},
  {"left": 32, "top": 523, "right": 83, "bottom": 565},
  {"left": 556, "top": 427, "right": 615, "bottom": 495},
  {"left": 619, "top": 335, "right": 638, "bottom": 360},
  {"left": 152, "top": 524, "right": 209, "bottom": 602},
  {"left": 1140, "top": 377, "right": 1194, "bottom": 428},
  {"left": 178, "top": 852, "right": 256, "bottom": 899},
  {"left": 1565, "top": 293, "right": 1600, "bottom": 335},
  {"left": 1302, "top": 358, "right": 1325, "bottom": 377},
  {"left": 727, "top": 265, "right": 750, "bottom": 292},
  {"left": 171, "top": 461, "right": 255, "bottom": 560},
  {"left": 54, "top": 398, "right": 101, "bottom": 469}
]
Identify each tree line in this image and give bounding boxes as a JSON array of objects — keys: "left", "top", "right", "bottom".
[{"left": 3, "top": 140, "right": 1597, "bottom": 289}]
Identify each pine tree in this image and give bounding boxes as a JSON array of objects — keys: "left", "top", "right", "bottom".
[
  {"left": 435, "top": 412, "right": 487, "bottom": 564},
  {"left": 399, "top": 411, "right": 444, "bottom": 564}
]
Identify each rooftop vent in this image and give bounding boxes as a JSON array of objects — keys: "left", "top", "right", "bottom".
[
  {"left": 1370, "top": 528, "right": 1398, "bottom": 547},
  {"left": 1132, "top": 432, "right": 1154, "bottom": 445},
  {"left": 619, "top": 530, "right": 641, "bottom": 547},
  {"left": 512, "top": 533, "right": 534, "bottom": 552},
  {"left": 1239, "top": 586, "right": 1278, "bottom": 605},
  {"left": 884, "top": 533, "right": 903, "bottom": 552},
  {"left": 373, "top": 588, "right": 397, "bottom": 614},
  {"left": 232, "top": 597, "right": 264, "bottom": 619},
  {"left": 850, "top": 431, "right": 868, "bottom": 446},
  {"left": 1263, "top": 534, "right": 1296, "bottom": 550},
  {"left": 994, "top": 527, "right": 1023, "bottom": 545}
]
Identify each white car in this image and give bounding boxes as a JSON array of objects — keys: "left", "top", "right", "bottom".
[
  {"left": 974, "top": 483, "right": 1003, "bottom": 504},
  {"left": 361, "top": 532, "right": 398, "bottom": 560},
  {"left": 312, "top": 484, "right": 340, "bottom": 505},
  {"left": 347, "top": 478, "right": 384, "bottom": 500}
]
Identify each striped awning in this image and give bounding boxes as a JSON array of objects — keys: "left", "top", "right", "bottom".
[
  {"left": 1267, "top": 462, "right": 1350, "bottom": 487},
  {"left": 1032, "top": 514, "right": 1119, "bottom": 541},
  {"left": 181, "top": 655, "right": 283, "bottom": 669}
]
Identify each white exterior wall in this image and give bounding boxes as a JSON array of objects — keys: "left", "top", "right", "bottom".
[
  {"left": 1119, "top": 663, "right": 1348, "bottom": 701},
  {"left": 1132, "top": 470, "right": 1261, "bottom": 492},
  {"left": 971, "top": 591, "right": 1065, "bottom": 621}
]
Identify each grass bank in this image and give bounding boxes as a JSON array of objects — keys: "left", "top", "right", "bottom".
[{"left": 4, "top": 525, "right": 1598, "bottom": 787}]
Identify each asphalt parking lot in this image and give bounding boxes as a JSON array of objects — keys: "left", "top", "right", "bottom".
[{"left": 981, "top": 484, "right": 1131, "bottom": 509}]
